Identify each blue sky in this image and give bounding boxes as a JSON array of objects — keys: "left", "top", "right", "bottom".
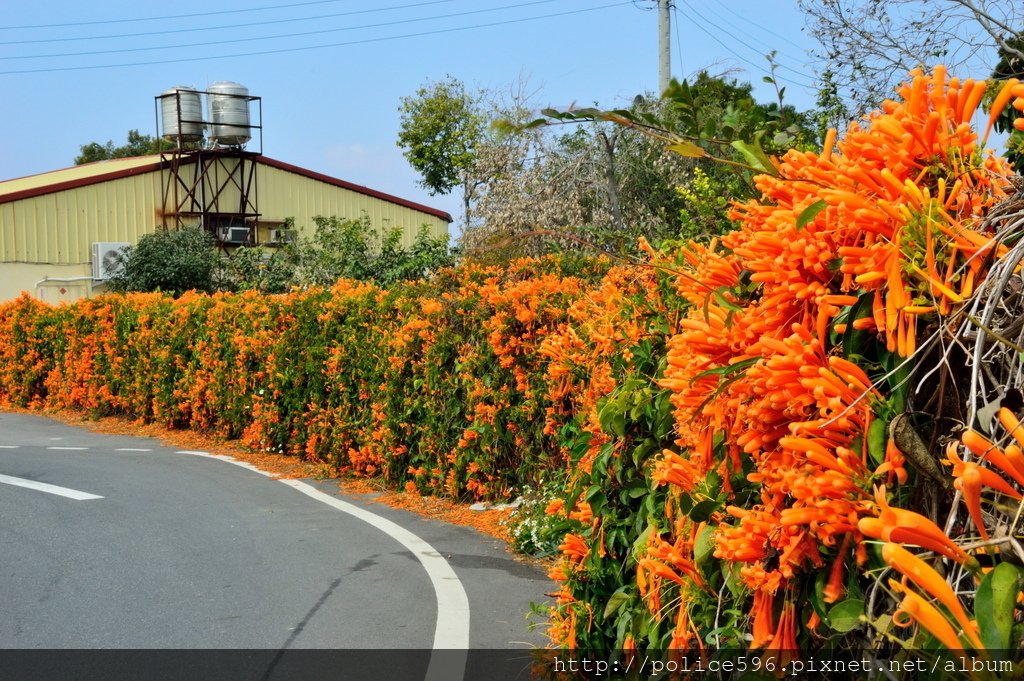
[{"left": 0, "top": 1, "right": 833, "bottom": 223}]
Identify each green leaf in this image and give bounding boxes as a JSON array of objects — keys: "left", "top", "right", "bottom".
[
  {"left": 694, "top": 524, "right": 716, "bottom": 566},
  {"left": 713, "top": 288, "right": 744, "bottom": 313},
  {"left": 603, "top": 590, "right": 631, "bottom": 620},
  {"left": 828, "top": 598, "right": 865, "bottom": 633},
  {"left": 688, "top": 499, "right": 721, "bottom": 522},
  {"left": 691, "top": 356, "right": 758, "bottom": 384},
  {"left": 730, "top": 140, "right": 779, "bottom": 176},
  {"left": 840, "top": 292, "right": 875, "bottom": 359},
  {"left": 796, "top": 200, "right": 827, "bottom": 230},
  {"left": 976, "top": 563, "right": 1021, "bottom": 650},
  {"left": 866, "top": 417, "right": 889, "bottom": 466},
  {"left": 666, "top": 140, "right": 707, "bottom": 158},
  {"left": 597, "top": 397, "right": 627, "bottom": 438},
  {"left": 810, "top": 570, "right": 831, "bottom": 625},
  {"left": 631, "top": 440, "right": 655, "bottom": 467},
  {"left": 722, "top": 562, "right": 745, "bottom": 598},
  {"left": 627, "top": 484, "right": 648, "bottom": 499}
]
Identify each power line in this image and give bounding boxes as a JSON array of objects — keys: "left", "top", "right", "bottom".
[
  {"left": 2, "top": 0, "right": 563, "bottom": 60},
  {"left": 673, "top": 1, "right": 684, "bottom": 79},
  {"left": 0, "top": 2, "right": 633, "bottom": 75},
  {"left": 0, "top": 0, "right": 456, "bottom": 47},
  {"left": 705, "top": 0, "right": 809, "bottom": 61},
  {"left": 0, "top": 0, "right": 377, "bottom": 30},
  {"left": 681, "top": 1, "right": 815, "bottom": 86},
  {"left": 678, "top": 1, "right": 816, "bottom": 89}
]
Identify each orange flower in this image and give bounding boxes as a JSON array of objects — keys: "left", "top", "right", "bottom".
[
  {"left": 670, "top": 602, "right": 700, "bottom": 650},
  {"left": 859, "top": 487, "right": 978, "bottom": 567},
  {"left": 750, "top": 590, "right": 776, "bottom": 649},
  {"left": 874, "top": 437, "right": 908, "bottom": 485},
  {"left": 559, "top": 533, "right": 589, "bottom": 563},
  {"left": 762, "top": 597, "right": 799, "bottom": 668},
  {"left": 889, "top": 580, "right": 968, "bottom": 651},
  {"left": 545, "top": 498, "right": 565, "bottom": 516},
  {"left": 823, "top": 534, "right": 852, "bottom": 604},
  {"left": 946, "top": 441, "right": 1023, "bottom": 541},
  {"left": 882, "top": 543, "right": 982, "bottom": 648}
]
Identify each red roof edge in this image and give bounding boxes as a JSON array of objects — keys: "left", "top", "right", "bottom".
[
  {"left": 0, "top": 158, "right": 166, "bottom": 204},
  {"left": 0, "top": 154, "right": 454, "bottom": 223}
]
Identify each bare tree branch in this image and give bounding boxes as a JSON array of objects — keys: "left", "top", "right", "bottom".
[{"left": 800, "top": 0, "right": 1024, "bottom": 114}]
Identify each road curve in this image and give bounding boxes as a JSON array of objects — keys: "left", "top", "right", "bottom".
[{"left": 0, "top": 411, "right": 552, "bottom": 680}]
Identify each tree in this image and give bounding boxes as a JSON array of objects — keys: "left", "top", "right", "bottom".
[
  {"left": 225, "top": 236, "right": 302, "bottom": 295},
  {"left": 105, "top": 227, "right": 221, "bottom": 296},
  {"left": 75, "top": 129, "right": 163, "bottom": 165},
  {"left": 397, "top": 77, "right": 485, "bottom": 228},
  {"left": 466, "top": 87, "right": 690, "bottom": 258},
  {"left": 799, "top": 0, "right": 1024, "bottom": 115},
  {"left": 464, "top": 71, "right": 817, "bottom": 259}
]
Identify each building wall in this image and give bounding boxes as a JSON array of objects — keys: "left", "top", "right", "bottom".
[
  {"left": 0, "top": 262, "right": 96, "bottom": 303},
  {"left": 0, "top": 156, "right": 451, "bottom": 302},
  {"left": 255, "top": 163, "right": 450, "bottom": 246},
  {"left": 0, "top": 171, "right": 164, "bottom": 266}
]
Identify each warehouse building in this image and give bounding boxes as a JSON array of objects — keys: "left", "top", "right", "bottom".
[{"left": 0, "top": 83, "right": 451, "bottom": 303}]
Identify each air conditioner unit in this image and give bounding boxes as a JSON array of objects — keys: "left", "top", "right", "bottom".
[
  {"left": 268, "top": 228, "right": 296, "bottom": 244},
  {"left": 91, "top": 242, "right": 130, "bottom": 280},
  {"left": 219, "top": 225, "right": 250, "bottom": 245}
]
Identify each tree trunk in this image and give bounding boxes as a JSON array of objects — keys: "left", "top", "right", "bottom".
[
  {"left": 598, "top": 131, "right": 624, "bottom": 231},
  {"left": 461, "top": 171, "right": 473, "bottom": 233}
]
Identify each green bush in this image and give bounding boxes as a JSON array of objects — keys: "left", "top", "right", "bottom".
[{"left": 106, "top": 227, "right": 220, "bottom": 296}]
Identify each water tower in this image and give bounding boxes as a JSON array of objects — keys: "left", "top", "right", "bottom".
[
  {"left": 155, "top": 83, "right": 263, "bottom": 248},
  {"left": 159, "top": 86, "right": 204, "bottom": 145}
]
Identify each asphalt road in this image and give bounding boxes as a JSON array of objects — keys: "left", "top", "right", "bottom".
[{"left": 0, "top": 411, "right": 553, "bottom": 680}]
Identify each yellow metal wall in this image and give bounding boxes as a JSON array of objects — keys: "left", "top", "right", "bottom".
[
  {"left": 255, "top": 164, "right": 450, "bottom": 246},
  {"left": 0, "top": 159, "right": 450, "bottom": 294},
  {"left": 0, "top": 172, "right": 165, "bottom": 265}
]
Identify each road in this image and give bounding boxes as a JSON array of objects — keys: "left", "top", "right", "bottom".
[{"left": 0, "top": 411, "right": 554, "bottom": 680}]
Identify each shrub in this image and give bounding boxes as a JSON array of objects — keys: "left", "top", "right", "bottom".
[{"left": 106, "top": 226, "right": 220, "bottom": 296}]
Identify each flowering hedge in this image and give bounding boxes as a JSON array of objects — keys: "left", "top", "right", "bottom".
[
  {"left": 4, "top": 68, "right": 1024, "bottom": 666},
  {"left": 0, "top": 256, "right": 608, "bottom": 501}
]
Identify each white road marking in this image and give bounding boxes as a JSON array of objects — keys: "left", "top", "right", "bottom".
[
  {"left": 47, "top": 446, "right": 88, "bottom": 451},
  {"left": 177, "top": 451, "right": 272, "bottom": 477},
  {"left": 180, "top": 449, "right": 470, "bottom": 678},
  {"left": 279, "top": 480, "right": 472, "bottom": 646},
  {"left": 0, "top": 473, "right": 103, "bottom": 500},
  {"left": 115, "top": 448, "right": 152, "bottom": 452},
  {"left": 0, "top": 445, "right": 19, "bottom": 449}
]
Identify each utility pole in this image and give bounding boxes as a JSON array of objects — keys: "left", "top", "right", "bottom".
[{"left": 658, "top": 0, "right": 671, "bottom": 94}]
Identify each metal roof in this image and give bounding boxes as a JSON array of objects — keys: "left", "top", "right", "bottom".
[{"left": 0, "top": 157, "right": 162, "bottom": 203}]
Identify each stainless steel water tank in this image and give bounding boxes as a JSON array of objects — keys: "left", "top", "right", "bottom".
[
  {"left": 208, "top": 81, "right": 251, "bottom": 147},
  {"left": 160, "top": 86, "right": 204, "bottom": 143}
]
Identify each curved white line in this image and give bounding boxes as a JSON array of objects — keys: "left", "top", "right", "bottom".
[
  {"left": 180, "top": 450, "right": 470, "bottom": 679},
  {"left": 279, "top": 481, "right": 472, "bottom": 651}
]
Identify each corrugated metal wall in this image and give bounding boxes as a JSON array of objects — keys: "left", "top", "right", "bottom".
[
  {"left": 0, "top": 159, "right": 449, "bottom": 266},
  {"left": 0, "top": 172, "right": 164, "bottom": 264},
  {"left": 256, "top": 164, "right": 449, "bottom": 246}
]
